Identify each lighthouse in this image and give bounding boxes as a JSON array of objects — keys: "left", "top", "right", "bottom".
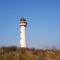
[{"left": 19, "top": 17, "right": 27, "bottom": 47}]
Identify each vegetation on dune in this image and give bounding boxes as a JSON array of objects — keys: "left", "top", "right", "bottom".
[{"left": 0, "top": 46, "right": 60, "bottom": 60}]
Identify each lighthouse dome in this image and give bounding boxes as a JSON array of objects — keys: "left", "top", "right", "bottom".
[
  {"left": 20, "top": 17, "right": 27, "bottom": 27},
  {"left": 20, "top": 17, "right": 26, "bottom": 21}
]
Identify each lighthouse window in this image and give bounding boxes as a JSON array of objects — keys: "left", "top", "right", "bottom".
[
  {"left": 20, "top": 37, "right": 22, "bottom": 40},
  {"left": 20, "top": 44, "right": 21, "bottom": 46},
  {"left": 20, "top": 31, "right": 22, "bottom": 33}
]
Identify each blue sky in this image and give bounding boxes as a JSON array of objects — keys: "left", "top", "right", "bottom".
[{"left": 0, "top": 0, "right": 60, "bottom": 49}]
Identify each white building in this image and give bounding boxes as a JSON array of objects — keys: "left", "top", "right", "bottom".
[{"left": 19, "top": 17, "right": 27, "bottom": 47}]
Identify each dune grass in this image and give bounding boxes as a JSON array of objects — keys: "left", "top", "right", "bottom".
[{"left": 0, "top": 46, "right": 60, "bottom": 60}]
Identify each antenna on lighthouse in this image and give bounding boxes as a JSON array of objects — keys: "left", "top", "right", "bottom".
[{"left": 19, "top": 17, "right": 27, "bottom": 47}]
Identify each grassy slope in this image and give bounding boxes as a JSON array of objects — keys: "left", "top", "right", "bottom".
[{"left": 0, "top": 46, "right": 60, "bottom": 60}]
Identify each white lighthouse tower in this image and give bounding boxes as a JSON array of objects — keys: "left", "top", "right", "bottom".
[{"left": 19, "top": 17, "right": 27, "bottom": 47}]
